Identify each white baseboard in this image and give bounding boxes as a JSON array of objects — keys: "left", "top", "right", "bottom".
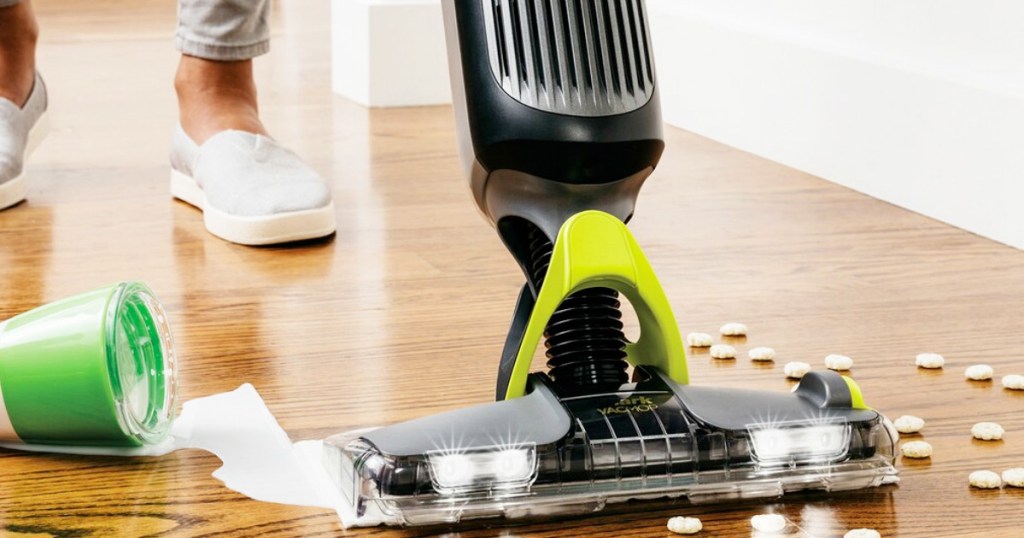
[
  {"left": 648, "top": 0, "right": 1024, "bottom": 250},
  {"left": 331, "top": 0, "right": 450, "bottom": 107}
]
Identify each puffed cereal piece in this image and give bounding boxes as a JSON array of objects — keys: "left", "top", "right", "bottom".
[
  {"left": 750, "top": 514, "right": 787, "bottom": 533},
  {"left": 893, "top": 415, "right": 925, "bottom": 434},
  {"left": 971, "top": 422, "right": 1005, "bottom": 441},
  {"left": 719, "top": 322, "right": 748, "bottom": 336},
  {"left": 667, "top": 516, "right": 702, "bottom": 535},
  {"left": 1002, "top": 468, "right": 1024, "bottom": 488},
  {"left": 900, "top": 440, "right": 933, "bottom": 458},
  {"left": 748, "top": 346, "right": 776, "bottom": 361},
  {"left": 968, "top": 470, "right": 1002, "bottom": 489},
  {"left": 824, "top": 354, "right": 853, "bottom": 371},
  {"left": 1002, "top": 374, "right": 1024, "bottom": 390},
  {"left": 915, "top": 353, "right": 945, "bottom": 369},
  {"left": 783, "top": 361, "right": 811, "bottom": 379},
  {"left": 844, "top": 529, "right": 881, "bottom": 538},
  {"left": 710, "top": 344, "right": 737, "bottom": 359},
  {"left": 964, "top": 364, "right": 994, "bottom": 381},
  {"left": 686, "top": 332, "right": 713, "bottom": 348}
]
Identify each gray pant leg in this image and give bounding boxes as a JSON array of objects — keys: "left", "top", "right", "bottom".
[
  {"left": 176, "top": 0, "right": 271, "bottom": 61},
  {"left": 0, "top": 1, "right": 24, "bottom": 8}
]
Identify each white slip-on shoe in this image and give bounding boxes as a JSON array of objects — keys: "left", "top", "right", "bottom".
[
  {"left": 169, "top": 125, "right": 336, "bottom": 246},
  {"left": 0, "top": 73, "right": 49, "bottom": 211}
]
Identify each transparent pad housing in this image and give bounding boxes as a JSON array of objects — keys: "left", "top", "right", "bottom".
[{"left": 324, "top": 386, "right": 898, "bottom": 527}]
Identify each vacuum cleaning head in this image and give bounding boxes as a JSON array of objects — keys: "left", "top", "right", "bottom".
[
  {"left": 324, "top": 213, "right": 899, "bottom": 527},
  {"left": 324, "top": 368, "right": 898, "bottom": 527}
]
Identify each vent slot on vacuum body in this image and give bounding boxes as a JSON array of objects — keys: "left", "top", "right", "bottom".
[{"left": 482, "top": 0, "right": 656, "bottom": 117}]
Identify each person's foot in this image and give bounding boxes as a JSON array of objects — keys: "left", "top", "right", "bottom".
[
  {"left": 0, "top": 0, "right": 46, "bottom": 211},
  {"left": 0, "top": 72, "right": 48, "bottom": 211},
  {"left": 171, "top": 56, "right": 335, "bottom": 246}
]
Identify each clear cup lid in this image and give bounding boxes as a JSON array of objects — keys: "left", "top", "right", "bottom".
[{"left": 105, "top": 282, "right": 178, "bottom": 445}]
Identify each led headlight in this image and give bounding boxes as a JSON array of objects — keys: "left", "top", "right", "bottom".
[
  {"left": 749, "top": 423, "right": 851, "bottom": 464},
  {"left": 428, "top": 446, "right": 538, "bottom": 493}
]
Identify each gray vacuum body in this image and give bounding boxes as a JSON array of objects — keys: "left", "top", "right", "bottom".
[{"left": 442, "top": 0, "right": 665, "bottom": 256}]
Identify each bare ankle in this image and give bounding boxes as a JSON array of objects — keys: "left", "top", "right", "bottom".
[
  {"left": 175, "top": 55, "right": 267, "bottom": 143},
  {"left": 175, "top": 56, "right": 257, "bottom": 103},
  {"left": 0, "top": 1, "right": 39, "bottom": 42},
  {"left": 0, "top": 2, "right": 39, "bottom": 106}
]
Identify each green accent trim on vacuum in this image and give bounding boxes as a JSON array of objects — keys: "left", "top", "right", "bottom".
[
  {"left": 842, "top": 376, "right": 870, "bottom": 410},
  {"left": 504, "top": 211, "right": 688, "bottom": 400}
]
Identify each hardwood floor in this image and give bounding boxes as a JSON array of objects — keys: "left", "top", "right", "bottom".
[{"left": 0, "top": 1, "right": 1021, "bottom": 536}]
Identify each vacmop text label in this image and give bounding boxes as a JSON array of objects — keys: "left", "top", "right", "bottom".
[{"left": 598, "top": 396, "right": 659, "bottom": 415}]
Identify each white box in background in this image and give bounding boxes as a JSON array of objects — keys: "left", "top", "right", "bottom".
[{"left": 331, "top": 0, "right": 451, "bottom": 107}]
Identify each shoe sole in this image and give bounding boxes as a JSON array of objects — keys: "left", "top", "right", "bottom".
[
  {"left": 0, "top": 111, "right": 50, "bottom": 211},
  {"left": 170, "top": 169, "right": 337, "bottom": 246}
]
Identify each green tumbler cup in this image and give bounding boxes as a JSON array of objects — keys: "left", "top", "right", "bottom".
[{"left": 0, "top": 282, "right": 178, "bottom": 446}]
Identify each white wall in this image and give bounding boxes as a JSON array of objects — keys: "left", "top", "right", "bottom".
[
  {"left": 330, "top": 0, "right": 1024, "bottom": 249},
  {"left": 648, "top": 0, "right": 1024, "bottom": 250}
]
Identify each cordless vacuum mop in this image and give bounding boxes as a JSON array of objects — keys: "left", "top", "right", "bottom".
[{"left": 325, "top": 0, "right": 898, "bottom": 527}]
